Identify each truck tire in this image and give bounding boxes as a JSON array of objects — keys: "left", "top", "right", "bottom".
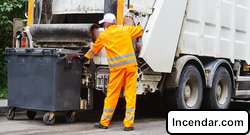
[
  {"left": 177, "top": 65, "right": 203, "bottom": 109},
  {"left": 204, "top": 67, "right": 232, "bottom": 109}
]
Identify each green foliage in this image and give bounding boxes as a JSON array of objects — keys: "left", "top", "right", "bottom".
[
  {"left": 0, "top": 88, "right": 7, "bottom": 99},
  {"left": 0, "top": 0, "right": 24, "bottom": 31},
  {"left": 0, "top": 0, "right": 24, "bottom": 99}
]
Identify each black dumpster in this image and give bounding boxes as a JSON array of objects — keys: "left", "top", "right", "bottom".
[{"left": 3, "top": 48, "right": 83, "bottom": 125}]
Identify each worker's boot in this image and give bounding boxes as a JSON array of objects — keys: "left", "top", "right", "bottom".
[
  {"left": 124, "top": 127, "right": 134, "bottom": 131},
  {"left": 93, "top": 123, "right": 108, "bottom": 129}
]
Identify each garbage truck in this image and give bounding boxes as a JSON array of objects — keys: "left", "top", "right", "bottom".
[{"left": 9, "top": 0, "right": 250, "bottom": 120}]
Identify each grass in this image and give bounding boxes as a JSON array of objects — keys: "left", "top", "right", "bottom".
[{"left": 0, "top": 87, "right": 8, "bottom": 99}]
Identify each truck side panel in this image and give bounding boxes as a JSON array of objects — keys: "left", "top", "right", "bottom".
[{"left": 179, "top": 0, "right": 250, "bottom": 64}]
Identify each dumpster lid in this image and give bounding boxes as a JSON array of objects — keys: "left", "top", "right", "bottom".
[{"left": 3, "top": 48, "right": 83, "bottom": 56}]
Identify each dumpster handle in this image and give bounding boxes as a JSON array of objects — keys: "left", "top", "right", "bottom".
[
  {"left": 25, "top": 48, "right": 34, "bottom": 53},
  {"left": 59, "top": 55, "right": 67, "bottom": 60},
  {"left": 59, "top": 53, "right": 83, "bottom": 61},
  {"left": 42, "top": 49, "right": 56, "bottom": 55}
]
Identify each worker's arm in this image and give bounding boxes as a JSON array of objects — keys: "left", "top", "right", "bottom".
[
  {"left": 128, "top": 25, "right": 143, "bottom": 38},
  {"left": 84, "top": 35, "right": 104, "bottom": 59}
]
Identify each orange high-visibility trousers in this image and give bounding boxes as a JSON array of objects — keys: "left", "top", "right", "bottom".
[{"left": 100, "top": 66, "right": 137, "bottom": 128}]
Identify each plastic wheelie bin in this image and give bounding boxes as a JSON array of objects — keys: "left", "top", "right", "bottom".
[{"left": 3, "top": 48, "right": 83, "bottom": 125}]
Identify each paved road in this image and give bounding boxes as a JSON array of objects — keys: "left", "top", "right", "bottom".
[
  {"left": 1, "top": 97, "right": 250, "bottom": 135},
  {"left": 0, "top": 110, "right": 167, "bottom": 135},
  {"left": 0, "top": 93, "right": 169, "bottom": 135}
]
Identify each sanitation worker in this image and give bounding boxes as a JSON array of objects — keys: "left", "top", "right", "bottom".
[{"left": 84, "top": 13, "right": 143, "bottom": 131}]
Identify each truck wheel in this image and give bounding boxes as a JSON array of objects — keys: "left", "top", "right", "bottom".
[
  {"left": 177, "top": 65, "right": 203, "bottom": 109},
  {"left": 204, "top": 67, "right": 232, "bottom": 109},
  {"left": 6, "top": 108, "right": 16, "bottom": 120},
  {"left": 43, "top": 112, "right": 55, "bottom": 125},
  {"left": 26, "top": 111, "right": 37, "bottom": 120}
]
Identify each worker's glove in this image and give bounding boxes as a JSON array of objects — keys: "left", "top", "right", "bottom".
[
  {"left": 79, "top": 55, "right": 89, "bottom": 63},
  {"left": 66, "top": 53, "right": 80, "bottom": 61},
  {"left": 66, "top": 53, "right": 89, "bottom": 63}
]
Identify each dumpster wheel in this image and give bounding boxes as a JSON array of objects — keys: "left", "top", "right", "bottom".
[
  {"left": 43, "top": 112, "right": 55, "bottom": 125},
  {"left": 26, "top": 111, "right": 37, "bottom": 120},
  {"left": 65, "top": 111, "right": 76, "bottom": 123},
  {"left": 6, "top": 107, "right": 16, "bottom": 120}
]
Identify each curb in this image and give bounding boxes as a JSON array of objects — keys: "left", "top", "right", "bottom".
[
  {"left": 0, "top": 107, "right": 9, "bottom": 114},
  {"left": 0, "top": 99, "right": 8, "bottom": 114}
]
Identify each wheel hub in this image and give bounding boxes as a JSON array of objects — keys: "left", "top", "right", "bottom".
[
  {"left": 217, "top": 80, "right": 228, "bottom": 105},
  {"left": 184, "top": 85, "right": 191, "bottom": 99},
  {"left": 216, "top": 85, "right": 222, "bottom": 98}
]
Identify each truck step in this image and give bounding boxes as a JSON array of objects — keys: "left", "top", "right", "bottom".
[
  {"left": 232, "top": 95, "right": 250, "bottom": 101},
  {"left": 235, "top": 90, "right": 250, "bottom": 97},
  {"left": 236, "top": 76, "right": 250, "bottom": 82}
]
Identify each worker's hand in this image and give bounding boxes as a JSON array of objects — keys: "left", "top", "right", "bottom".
[
  {"left": 65, "top": 53, "right": 89, "bottom": 63},
  {"left": 66, "top": 53, "right": 79, "bottom": 61},
  {"left": 124, "top": 16, "right": 135, "bottom": 26}
]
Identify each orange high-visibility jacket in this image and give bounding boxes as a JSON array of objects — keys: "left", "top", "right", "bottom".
[{"left": 85, "top": 25, "right": 143, "bottom": 71}]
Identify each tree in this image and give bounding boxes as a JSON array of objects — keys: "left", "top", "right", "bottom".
[{"left": 0, "top": 0, "right": 24, "bottom": 99}]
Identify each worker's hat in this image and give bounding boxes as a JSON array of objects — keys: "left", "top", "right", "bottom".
[{"left": 99, "top": 13, "right": 116, "bottom": 24}]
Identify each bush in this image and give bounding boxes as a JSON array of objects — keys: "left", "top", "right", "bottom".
[
  {"left": 0, "top": 0, "right": 24, "bottom": 99},
  {"left": 0, "top": 88, "right": 7, "bottom": 99}
]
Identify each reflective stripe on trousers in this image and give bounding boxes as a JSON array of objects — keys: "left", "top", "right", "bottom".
[
  {"left": 100, "top": 66, "right": 137, "bottom": 127},
  {"left": 124, "top": 108, "right": 135, "bottom": 127},
  {"left": 101, "top": 107, "right": 115, "bottom": 122}
]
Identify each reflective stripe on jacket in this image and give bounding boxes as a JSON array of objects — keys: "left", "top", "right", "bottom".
[{"left": 85, "top": 25, "right": 143, "bottom": 71}]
